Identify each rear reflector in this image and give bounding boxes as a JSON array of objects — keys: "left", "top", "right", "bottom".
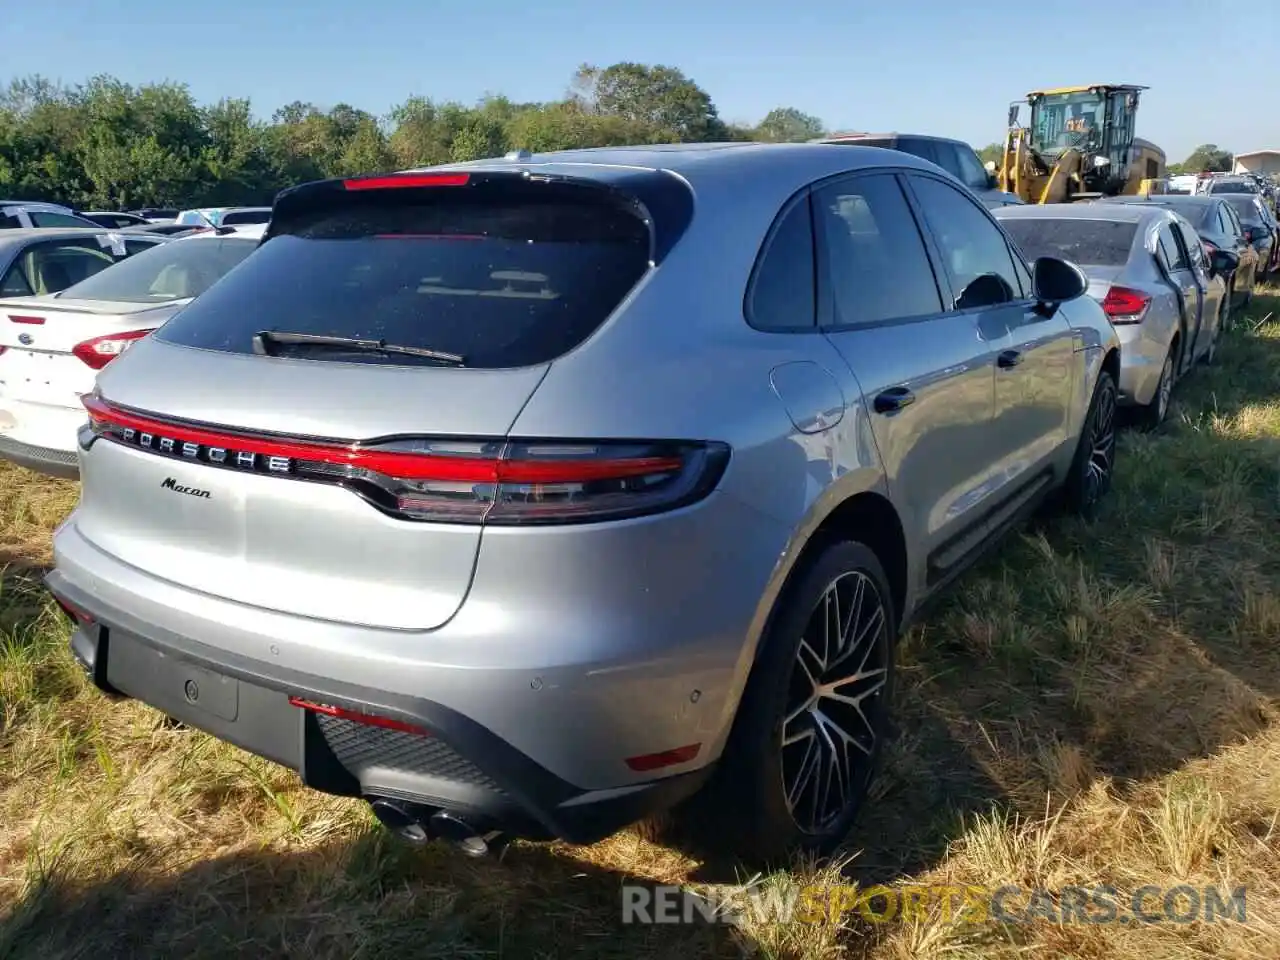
[
  {"left": 625, "top": 743, "right": 702, "bottom": 772},
  {"left": 343, "top": 173, "right": 471, "bottom": 191},
  {"left": 288, "top": 696, "right": 430, "bottom": 736},
  {"left": 8, "top": 315, "right": 44, "bottom": 325},
  {"left": 53, "top": 596, "right": 95, "bottom": 625},
  {"left": 82, "top": 394, "right": 730, "bottom": 525}
]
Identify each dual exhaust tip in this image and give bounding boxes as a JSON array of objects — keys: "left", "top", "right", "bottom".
[{"left": 368, "top": 798, "right": 500, "bottom": 858}]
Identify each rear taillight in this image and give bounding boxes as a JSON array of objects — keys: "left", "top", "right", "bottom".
[
  {"left": 8, "top": 314, "right": 44, "bottom": 325},
  {"left": 1101, "top": 286, "right": 1151, "bottom": 324},
  {"left": 81, "top": 394, "right": 730, "bottom": 525},
  {"left": 72, "top": 329, "right": 154, "bottom": 370}
]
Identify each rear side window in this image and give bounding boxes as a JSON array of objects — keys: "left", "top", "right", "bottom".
[
  {"left": 156, "top": 184, "right": 653, "bottom": 368},
  {"left": 813, "top": 173, "right": 943, "bottom": 326},
  {"left": 1174, "top": 221, "right": 1208, "bottom": 271},
  {"left": 1000, "top": 218, "right": 1138, "bottom": 267},
  {"left": 748, "top": 197, "right": 816, "bottom": 330},
  {"left": 30, "top": 211, "right": 93, "bottom": 228},
  {"left": 950, "top": 144, "right": 992, "bottom": 191},
  {"left": 0, "top": 240, "right": 117, "bottom": 296},
  {"left": 1224, "top": 197, "right": 1264, "bottom": 226},
  {"left": 1159, "top": 225, "right": 1190, "bottom": 270},
  {"left": 57, "top": 236, "right": 257, "bottom": 303},
  {"left": 908, "top": 175, "right": 1023, "bottom": 308}
]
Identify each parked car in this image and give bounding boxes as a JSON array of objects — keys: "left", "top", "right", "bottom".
[
  {"left": 0, "top": 201, "right": 101, "bottom": 230},
  {"left": 0, "top": 229, "right": 166, "bottom": 300},
  {"left": 118, "top": 223, "right": 208, "bottom": 238},
  {"left": 818, "top": 132, "right": 1023, "bottom": 209},
  {"left": 0, "top": 225, "right": 262, "bottom": 478},
  {"left": 218, "top": 206, "right": 272, "bottom": 226},
  {"left": 46, "top": 145, "right": 1119, "bottom": 863},
  {"left": 173, "top": 206, "right": 271, "bottom": 228},
  {"left": 76, "top": 211, "right": 153, "bottom": 229},
  {"left": 1099, "top": 195, "right": 1260, "bottom": 309},
  {"left": 130, "top": 208, "right": 180, "bottom": 223},
  {"left": 1219, "top": 194, "right": 1279, "bottom": 277},
  {"left": 1203, "top": 175, "right": 1258, "bottom": 196},
  {"left": 995, "top": 203, "right": 1231, "bottom": 427}
]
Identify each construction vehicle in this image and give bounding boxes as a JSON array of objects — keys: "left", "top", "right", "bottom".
[{"left": 995, "top": 84, "right": 1167, "bottom": 204}]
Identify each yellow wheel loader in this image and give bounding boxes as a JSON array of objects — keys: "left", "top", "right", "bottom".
[{"left": 995, "top": 84, "right": 1167, "bottom": 204}]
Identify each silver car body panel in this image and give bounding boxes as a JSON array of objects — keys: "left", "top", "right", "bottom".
[{"left": 51, "top": 143, "right": 1119, "bottom": 818}]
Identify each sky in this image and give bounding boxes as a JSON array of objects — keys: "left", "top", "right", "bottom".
[{"left": 5, "top": 0, "right": 1278, "bottom": 163}]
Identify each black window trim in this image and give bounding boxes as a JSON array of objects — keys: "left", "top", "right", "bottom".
[
  {"left": 812, "top": 168, "right": 951, "bottom": 333},
  {"left": 900, "top": 169, "right": 1037, "bottom": 316},
  {"left": 742, "top": 187, "right": 820, "bottom": 333}
]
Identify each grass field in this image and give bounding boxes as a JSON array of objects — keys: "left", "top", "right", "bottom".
[{"left": 1, "top": 292, "right": 1279, "bottom": 959}]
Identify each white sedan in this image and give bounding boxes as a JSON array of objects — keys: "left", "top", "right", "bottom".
[{"left": 0, "top": 223, "right": 265, "bottom": 478}]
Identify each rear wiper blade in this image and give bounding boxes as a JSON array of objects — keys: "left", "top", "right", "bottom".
[{"left": 252, "top": 330, "right": 466, "bottom": 366}]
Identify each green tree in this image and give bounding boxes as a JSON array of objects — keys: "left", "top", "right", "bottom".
[
  {"left": 572, "top": 62, "right": 721, "bottom": 141},
  {"left": 1181, "top": 144, "right": 1233, "bottom": 173},
  {"left": 0, "top": 63, "right": 838, "bottom": 207},
  {"left": 754, "top": 107, "right": 825, "bottom": 143},
  {"left": 977, "top": 143, "right": 1003, "bottom": 166}
]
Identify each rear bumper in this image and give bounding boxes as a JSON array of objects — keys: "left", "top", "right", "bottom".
[
  {"left": 48, "top": 568, "right": 714, "bottom": 844},
  {"left": 0, "top": 434, "right": 79, "bottom": 479}
]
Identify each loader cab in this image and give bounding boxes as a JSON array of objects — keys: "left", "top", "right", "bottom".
[{"left": 1025, "top": 84, "right": 1145, "bottom": 194}]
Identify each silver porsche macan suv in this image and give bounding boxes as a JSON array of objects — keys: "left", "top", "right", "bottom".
[{"left": 47, "top": 143, "right": 1121, "bottom": 862}]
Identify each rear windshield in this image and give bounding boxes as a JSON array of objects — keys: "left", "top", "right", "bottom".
[
  {"left": 55, "top": 236, "right": 258, "bottom": 303},
  {"left": 1000, "top": 218, "right": 1138, "bottom": 266},
  {"left": 1208, "top": 180, "right": 1255, "bottom": 194},
  {"left": 1154, "top": 201, "right": 1213, "bottom": 229},
  {"left": 154, "top": 188, "right": 652, "bottom": 368},
  {"left": 1223, "top": 196, "right": 1266, "bottom": 224},
  {"left": 221, "top": 209, "right": 271, "bottom": 225}
]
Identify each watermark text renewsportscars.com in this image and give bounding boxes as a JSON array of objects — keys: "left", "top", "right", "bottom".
[{"left": 622, "top": 882, "right": 1248, "bottom": 927}]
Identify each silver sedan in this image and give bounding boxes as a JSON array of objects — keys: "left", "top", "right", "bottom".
[{"left": 995, "top": 203, "right": 1232, "bottom": 427}]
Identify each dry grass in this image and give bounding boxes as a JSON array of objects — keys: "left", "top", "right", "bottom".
[{"left": 3, "top": 292, "right": 1280, "bottom": 959}]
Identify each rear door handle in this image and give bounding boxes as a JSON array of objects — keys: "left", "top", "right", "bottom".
[
  {"left": 873, "top": 386, "right": 915, "bottom": 414},
  {"left": 997, "top": 349, "right": 1023, "bottom": 369}
]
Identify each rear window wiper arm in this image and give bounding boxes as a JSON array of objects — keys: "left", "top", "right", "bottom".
[{"left": 252, "top": 330, "right": 466, "bottom": 366}]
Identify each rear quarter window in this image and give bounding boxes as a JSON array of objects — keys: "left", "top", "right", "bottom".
[
  {"left": 155, "top": 184, "right": 654, "bottom": 368},
  {"left": 1000, "top": 218, "right": 1138, "bottom": 266}
]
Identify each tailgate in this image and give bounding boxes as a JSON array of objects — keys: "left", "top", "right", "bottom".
[{"left": 71, "top": 169, "right": 665, "bottom": 631}]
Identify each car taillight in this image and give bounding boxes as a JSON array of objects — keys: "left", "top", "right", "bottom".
[
  {"left": 72, "top": 329, "right": 154, "bottom": 369},
  {"left": 81, "top": 394, "right": 731, "bottom": 525},
  {"left": 1101, "top": 286, "right": 1151, "bottom": 324}
]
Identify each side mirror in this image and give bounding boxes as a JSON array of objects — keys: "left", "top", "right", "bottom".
[
  {"left": 1208, "top": 248, "right": 1238, "bottom": 278},
  {"left": 1031, "top": 256, "right": 1088, "bottom": 308},
  {"left": 986, "top": 172, "right": 999, "bottom": 190}
]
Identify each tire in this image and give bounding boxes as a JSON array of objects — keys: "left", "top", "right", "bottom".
[
  {"left": 707, "top": 540, "right": 896, "bottom": 865},
  {"left": 1141, "top": 347, "right": 1175, "bottom": 430},
  {"left": 1063, "top": 367, "right": 1118, "bottom": 519}
]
